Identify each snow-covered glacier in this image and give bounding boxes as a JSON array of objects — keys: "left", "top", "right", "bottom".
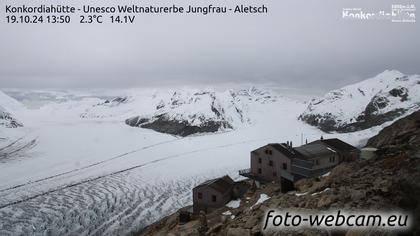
[
  {"left": 0, "top": 84, "right": 397, "bottom": 235},
  {"left": 299, "top": 70, "right": 420, "bottom": 132}
]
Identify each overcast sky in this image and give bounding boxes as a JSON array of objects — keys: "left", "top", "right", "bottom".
[{"left": 1, "top": 0, "right": 419, "bottom": 90}]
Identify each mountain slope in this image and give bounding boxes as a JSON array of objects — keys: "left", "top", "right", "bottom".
[
  {"left": 367, "top": 110, "right": 420, "bottom": 157},
  {"left": 0, "top": 91, "right": 23, "bottom": 128},
  {"left": 140, "top": 112, "right": 420, "bottom": 236},
  {"left": 82, "top": 87, "right": 277, "bottom": 136},
  {"left": 125, "top": 88, "right": 277, "bottom": 136},
  {"left": 299, "top": 70, "right": 420, "bottom": 132}
]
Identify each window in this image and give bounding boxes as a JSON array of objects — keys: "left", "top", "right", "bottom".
[
  {"left": 269, "top": 160, "right": 273, "bottom": 167},
  {"left": 212, "top": 195, "right": 217, "bottom": 202},
  {"left": 258, "top": 158, "right": 262, "bottom": 164},
  {"left": 198, "top": 192, "right": 203, "bottom": 199},
  {"left": 265, "top": 149, "right": 272, "bottom": 155},
  {"left": 273, "top": 172, "right": 277, "bottom": 177},
  {"left": 315, "top": 160, "right": 320, "bottom": 165},
  {"left": 282, "top": 163, "right": 287, "bottom": 170},
  {"left": 330, "top": 156, "right": 336, "bottom": 163},
  {"left": 258, "top": 168, "right": 262, "bottom": 174}
]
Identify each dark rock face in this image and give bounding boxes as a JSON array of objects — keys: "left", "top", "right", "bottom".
[
  {"left": 125, "top": 114, "right": 232, "bottom": 137},
  {"left": 0, "top": 110, "right": 23, "bottom": 128},
  {"left": 300, "top": 71, "right": 420, "bottom": 133},
  {"left": 389, "top": 87, "right": 408, "bottom": 101}
]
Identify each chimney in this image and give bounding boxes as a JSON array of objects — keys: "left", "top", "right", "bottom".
[
  {"left": 321, "top": 136, "right": 324, "bottom": 140},
  {"left": 305, "top": 139, "right": 308, "bottom": 144},
  {"left": 290, "top": 141, "right": 293, "bottom": 148},
  {"left": 286, "top": 141, "right": 289, "bottom": 147}
]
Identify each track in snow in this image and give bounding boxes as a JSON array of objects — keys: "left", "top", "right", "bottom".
[
  {"left": 0, "top": 138, "right": 264, "bottom": 235},
  {"left": 0, "top": 137, "right": 182, "bottom": 193}
]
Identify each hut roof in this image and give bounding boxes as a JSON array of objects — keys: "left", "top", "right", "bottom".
[{"left": 195, "top": 175, "right": 234, "bottom": 194}]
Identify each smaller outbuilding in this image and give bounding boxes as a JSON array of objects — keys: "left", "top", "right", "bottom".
[{"left": 192, "top": 175, "right": 235, "bottom": 215}]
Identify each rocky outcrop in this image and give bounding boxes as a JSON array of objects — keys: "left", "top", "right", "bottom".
[
  {"left": 299, "top": 70, "right": 420, "bottom": 132},
  {"left": 366, "top": 110, "right": 420, "bottom": 157},
  {"left": 140, "top": 154, "right": 420, "bottom": 235}
]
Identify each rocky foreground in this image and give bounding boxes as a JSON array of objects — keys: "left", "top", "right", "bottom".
[{"left": 138, "top": 110, "right": 420, "bottom": 236}]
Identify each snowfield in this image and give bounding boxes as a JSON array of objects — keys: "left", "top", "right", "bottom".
[{"left": 0, "top": 86, "right": 397, "bottom": 235}]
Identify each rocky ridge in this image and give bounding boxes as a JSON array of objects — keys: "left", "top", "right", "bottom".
[{"left": 299, "top": 70, "right": 420, "bottom": 133}]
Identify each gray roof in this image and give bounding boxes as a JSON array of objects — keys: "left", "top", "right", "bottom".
[
  {"left": 194, "top": 175, "right": 234, "bottom": 194},
  {"left": 294, "top": 143, "right": 335, "bottom": 159}
]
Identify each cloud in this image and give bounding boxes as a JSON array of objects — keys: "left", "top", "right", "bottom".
[{"left": 1, "top": 0, "right": 419, "bottom": 90}]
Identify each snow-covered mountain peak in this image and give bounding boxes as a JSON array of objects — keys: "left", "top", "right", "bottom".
[{"left": 300, "top": 71, "right": 420, "bottom": 132}]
